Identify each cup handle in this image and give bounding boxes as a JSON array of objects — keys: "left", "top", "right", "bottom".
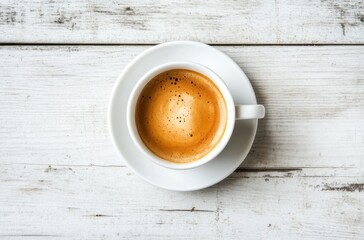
[{"left": 235, "top": 105, "right": 265, "bottom": 120}]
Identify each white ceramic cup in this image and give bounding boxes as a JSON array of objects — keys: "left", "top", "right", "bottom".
[{"left": 127, "top": 62, "right": 265, "bottom": 170}]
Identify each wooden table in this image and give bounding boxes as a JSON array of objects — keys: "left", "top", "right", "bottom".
[{"left": 1, "top": 1, "right": 363, "bottom": 239}]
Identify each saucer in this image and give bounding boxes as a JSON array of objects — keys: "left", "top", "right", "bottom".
[{"left": 109, "top": 41, "right": 258, "bottom": 191}]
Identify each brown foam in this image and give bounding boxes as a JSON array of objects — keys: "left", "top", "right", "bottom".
[{"left": 135, "top": 69, "right": 227, "bottom": 163}]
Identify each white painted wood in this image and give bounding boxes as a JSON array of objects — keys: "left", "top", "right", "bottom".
[
  {"left": 0, "top": 164, "right": 362, "bottom": 239},
  {"left": 0, "top": 46, "right": 363, "bottom": 168},
  {"left": 0, "top": 0, "right": 363, "bottom": 44},
  {"left": 1, "top": 1, "right": 363, "bottom": 238}
]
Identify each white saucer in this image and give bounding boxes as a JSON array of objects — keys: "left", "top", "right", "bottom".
[{"left": 109, "top": 41, "right": 258, "bottom": 191}]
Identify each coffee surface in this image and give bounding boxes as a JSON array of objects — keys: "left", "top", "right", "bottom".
[{"left": 135, "top": 69, "right": 227, "bottom": 163}]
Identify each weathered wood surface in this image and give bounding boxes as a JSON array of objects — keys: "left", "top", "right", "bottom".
[
  {"left": 1, "top": 46, "right": 363, "bottom": 168},
  {"left": 1, "top": 45, "right": 363, "bottom": 237},
  {"left": 0, "top": 165, "right": 363, "bottom": 239},
  {"left": 1, "top": 0, "right": 363, "bottom": 238},
  {"left": 0, "top": 0, "right": 363, "bottom": 44}
]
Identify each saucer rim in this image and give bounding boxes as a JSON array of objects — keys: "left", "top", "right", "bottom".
[{"left": 108, "top": 41, "right": 258, "bottom": 191}]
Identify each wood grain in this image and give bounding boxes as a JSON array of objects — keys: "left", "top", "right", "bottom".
[
  {"left": 0, "top": 0, "right": 363, "bottom": 44},
  {"left": 0, "top": 45, "right": 363, "bottom": 169},
  {"left": 1, "top": 45, "right": 363, "bottom": 238},
  {"left": 1, "top": 1, "right": 363, "bottom": 238},
  {"left": 0, "top": 164, "right": 363, "bottom": 239}
]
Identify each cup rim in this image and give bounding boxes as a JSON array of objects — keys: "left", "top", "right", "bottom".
[{"left": 126, "top": 61, "right": 235, "bottom": 170}]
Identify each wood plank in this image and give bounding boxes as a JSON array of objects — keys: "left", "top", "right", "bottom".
[
  {"left": 0, "top": 164, "right": 362, "bottom": 239},
  {"left": 0, "top": 0, "right": 363, "bottom": 44},
  {"left": 0, "top": 45, "right": 363, "bottom": 168}
]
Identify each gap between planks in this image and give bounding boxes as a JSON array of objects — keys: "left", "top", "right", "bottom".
[{"left": 1, "top": 43, "right": 364, "bottom": 46}]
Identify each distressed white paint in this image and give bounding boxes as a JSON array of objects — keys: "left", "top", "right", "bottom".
[
  {"left": 0, "top": 0, "right": 363, "bottom": 44},
  {"left": 0, "top": 46, "right": 363, "bottom": 168},
  {"left": 0, "top": 45, "right": 363, "bottom": 238},
  {"left": 0, "top": 165, "right": 363, "bottom": 239},
  {"left": 0, "top": 0, "right": 364, "bottom": 233}
]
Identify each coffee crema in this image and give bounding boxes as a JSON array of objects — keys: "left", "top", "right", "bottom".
[{"left": 135, "top": 69, "right": 227, "bottom": 163}]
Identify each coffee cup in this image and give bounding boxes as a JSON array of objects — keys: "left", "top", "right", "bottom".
[{"left": 127, "top": 62, "right": 264, "bottom": 170}]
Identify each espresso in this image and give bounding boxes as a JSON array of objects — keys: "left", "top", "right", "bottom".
[{"left": 135, "top": 69, "right": 227, "bottom": 163}]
